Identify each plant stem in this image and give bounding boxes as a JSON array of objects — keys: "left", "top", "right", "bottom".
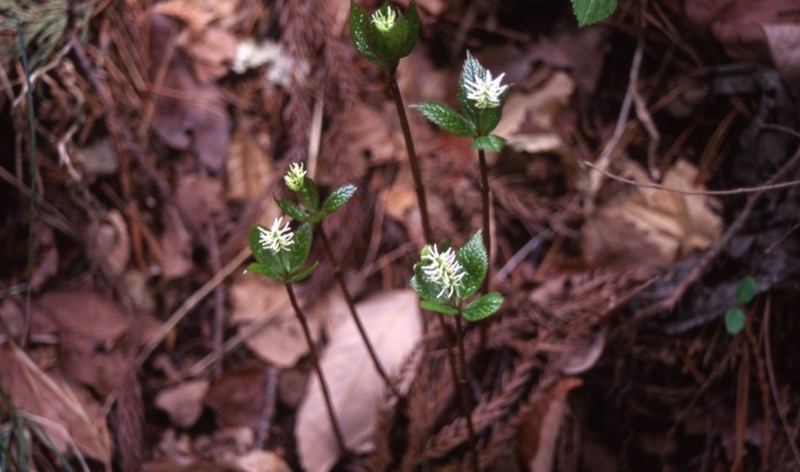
[
  {"left": 477, "top": 148, "right": 491, "bottom": 294},
  {"left": 386, "top": 67, "right": 478, "bottom": 464},
  {"left": 317, "top": 226, "right": 399, "bottom": 397},
  {"left": 455, "top": 316, "right": 479, "bottom": 472},
  {"left": 285, "top": 282, "right": 347, "bottom": 454},
  {"left": 387, "top": 71, "right": 433, "bottom": 242}
]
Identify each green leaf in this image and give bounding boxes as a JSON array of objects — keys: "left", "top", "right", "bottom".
[
  {"left": 411, "top": 102, "right": 475, "bottom": 137},
  {"left": 296, "top": 177, "right": 320, "bottom": 211},
  {"left": 285, "top": 222, "right": 313, "bottom": 273},
  {"left": 571, "top": 0, "right": 617, "bottom": 27},
  {"left": 456, "top": 230, "right": 488, "bottom": 299},
  {"left": 349, "top": 1, "right": 386, "bottom": 68},
  {"left": 735, "top": 276, "right": 756, "bottom": 305},
  {"left": 724, "top": 306, "right": 745, "bottom": 335},
  {"left": 322, "top": 184, "right": 357, "bottom": 214},
  {"left": 288, "top": 261, "right": 319, "bottom": 283},
  {"left": 420, "top": 299, "right": 459, "bottom": 315},
  {"left": 462, "top": 292, "right": 504, "bottom": 321},
  {"left": 276, "top": 197, "right": 309, "bottom": 222},
  {"left": 247, "top": 262, "right": 283, "bottom": 282},
  {"left": 471, "top": 134, "right": 505, "bottom": 152},
  {"left": 458, "top": 51, "right": 485, "bottom": 126}
]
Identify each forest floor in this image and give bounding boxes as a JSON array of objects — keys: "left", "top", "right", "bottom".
[{"left": 1, "top": 0, "right": 800, "bottom": 471}]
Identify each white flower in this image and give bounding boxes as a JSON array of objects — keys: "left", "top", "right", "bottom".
[
  {"left": 421, "top": 245, "right": 465, "bottom": 298},
  {"left": 371, "top": 7, "right": 397, "bottom": 33},
  {"left": 284, "top": 162, "right": 306, "bottom": 191},
  {"left": 258, "top": 217, "right": 294, "bottom": 253},
  {"left": 464, "top": 70, "right": 508, "bottom": 109}
]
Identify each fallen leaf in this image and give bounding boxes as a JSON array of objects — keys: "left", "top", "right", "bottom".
[
  {"left": 205, "top": 368, "right": 268, "bottom": 430},
  {"left": 764, "top": 23, "right": 800, "bottom": 93},
  {"left": 155, "top": 379, "right": 210, "bottom": 428},
  {"left": 518, "top": 378, "right": 582, "bottom": 472},
  {"left": 296, "top": 290, "right": 423, "bottom": 472},
  {"left": 175, "top": 173, "right": 226, "bottom": 230},
  {"left": 217, "top": 450, "right": 292, "bottom": 472},
  {"left": 225, "top": 124, "right": 272, "bottom": 202},
  {"left": 0, "top": 341, "right": 112, "bottom": 466},
  {"left": 148, "top": 11, "right": 230, "bottom": 171},
  {"left": 229, "top": 274, "right": 319, "bottom": 367},
  {"left": 582, "top": 158, "right": 723, "bottom": 266}
]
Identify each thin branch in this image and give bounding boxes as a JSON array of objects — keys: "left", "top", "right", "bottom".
[{"left": 583, "top": 160, "right": 800, "bottom": 196}]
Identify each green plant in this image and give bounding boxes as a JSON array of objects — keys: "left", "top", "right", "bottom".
[
  {"left": 410, "top": 230, "right": 503, "bottom": 321},
  {"left": 724, "top": 275, "right": 756, "bottom": 335},
  {"left": 412, "top": 52, "right": 510, "bottom": 291},
  {"left": 247, "top": 217, "right": 347, "bottom": 454},
  {"left": 571, "top": 0, "right": 617, "bottom": 27},
  {"left": 277, "top": 163, "right": 399, "bottom": 396}
]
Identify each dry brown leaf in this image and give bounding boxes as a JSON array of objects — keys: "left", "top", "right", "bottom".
[
  {"left": 225, "top": 124, "right": 272, "bottom": 202},
  {"left": 495, "top": 71, "right": 575, "bottom": 139},
  {"left": 685, "top": 0, "right": 800, "bottom": 64},
  {"left": 229, "top": 274, "right": 321, "bottom": 367},
  {"left": 205, "top": 368, "right": 268, "bottom": 430},
  {"left": 176, "top": 173, "right": 226, "bottom": 230},
  {"left": 217, "top": 450, "right": 292, "bottom": 472},
  {"left": 148, "top": 12, "right": 230, "bottom": 171},
  {"left": 582, "top": 158, "right": 723, "bottom": 266},
  {"left": 159, "top": 209, "right": 193, "bottom": 280},
  {"left": 0, "top": 341, "right": 112, "bottom": 466},
  {"left": 185, "top": 26, "right": 237, "bottom": 83},
  {"left": 155, "top": 379, "right": 210, "bottom": 428},
  {"left": 89, "top": 210, "right": 130, "bottom": 277},
  {"left": 296, "top": 290, "right": 422, "bottom": 472},
  {"left": 342, "top": 104, "right": 399, "bottom": 166},
  {"left": 764, "top": 23, "right": 800, "bottom": 93},
  {"left": 518, "top": 378, "right": 583, "bottom": 472}
]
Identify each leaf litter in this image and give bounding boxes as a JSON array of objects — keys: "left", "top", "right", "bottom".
[{"left": 2, "top": 0, "right": 800, "bottom": 470}]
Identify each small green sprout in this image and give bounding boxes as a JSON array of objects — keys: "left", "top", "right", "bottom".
[
  {"left": 275, "top": 162, "right": 357, "bottom": 225},
  {"left": 411, "top": 230, "right": 504, "bottom": 321},
  {"left": 724, "top": 275, "right": 757, "bottom": 335}
]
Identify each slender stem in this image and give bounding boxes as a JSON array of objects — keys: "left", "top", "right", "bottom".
[
  {"left": 455, "top": 316, "right": 479, "bottom": 472},
  {"left": 285, "top": 283, "right": 347, "bottom": 454},
  {"left": 318, "top": 226, "right": 399, "bottom": 396},
  {"left": 477, "top": 149, "right": 491, "bottom": 294},
  {"left": 387, "top": 71, "right": 433, "bottom": 242},
  {"left": 386, "top": 67, "right": 477, "bottom": 464}
]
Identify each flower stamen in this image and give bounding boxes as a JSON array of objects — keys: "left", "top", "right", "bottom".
[
  {"left": 421, "top": 245, "right": 465, "bottom": 298},
  {"left": 258, "top": 217, "right": 295, "bottom": 253},
  {"left": 371, "top": 7, "right": 397, "bottom": 33},
  {"left": 284, "top": 162, "right": 306, "bottom": 191},
  {"left": 464, "top": 70, "right": 508, "bottom": 109}
]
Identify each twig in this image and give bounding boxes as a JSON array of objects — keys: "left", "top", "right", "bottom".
[
  {"left": 137, "top": 248, "right": 251, "bottom": 366},
  {"left": 635, "top": 140, "right": 800, "bottom": 320},
  {"left": 582, "top": 160, "right": 800, "bottom": 196},
  {"left": 207, "top": 225, "right": 225, "bottom": 379},
  {"left": 587, "top": 35, "right": 644, "bottom": 202}
]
